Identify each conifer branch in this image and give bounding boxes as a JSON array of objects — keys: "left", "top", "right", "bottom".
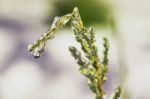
[{"left": 28, "top": 7, "right": 121, "bottom": 99}]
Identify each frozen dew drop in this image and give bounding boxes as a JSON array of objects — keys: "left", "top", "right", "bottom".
[
  {"left": 32, "top": 51, "right": 40, "bottom": 58},
  {"left": 42, "top": 33, "right": 47, "bottom": 36},
  {"left": 39, "top": 43, "right": 46, "bottom": 53},
  {"left": 39, "top": 36, "right": 44, "bottom": 40},
  {"left": 61, "top": 14, "right": 71, "bottom": 25},
  {"left": 51, "top": 16, "right": 60, "bottom": 29},
  {"left": 32, "top": 43, "right": 46, "bottom": 58},
  {"left": 28, "top": 44, "right": 33, "bottom": 52},
  {"left": 73, "top": 7, "right": 78, "bottom": 12}
]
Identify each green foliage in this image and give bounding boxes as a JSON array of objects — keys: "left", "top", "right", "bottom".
[
  {"left": 102, "top": 37, "right": 109, "bottom": 82},
  {"left": 28, "top": 7, "right": 121, "bottom": 99},
  {"left": 109, "top": 86, "right": 122, "bottom": 99},
  {"left": 49, "top": 0, "right": 113, "bottom": 26},
  {"left": 113, "top": 87, "right": 122, "bottom": 99}
]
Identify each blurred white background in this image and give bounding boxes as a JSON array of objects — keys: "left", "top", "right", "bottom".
[{"left": 0, "top": 0, "right": 150, "bottom": 99}]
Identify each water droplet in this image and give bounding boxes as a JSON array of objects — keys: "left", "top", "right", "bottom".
[
  {"left": 28, "top": 44, "right": 33, "bottom": 52},
  {"left": 42, "top": 33, "right": 47, "bottom": 36},
  {"left": 62, "top": 14, "right": 71, "bottom": 25},
  {"left": 32, "top": 43, "right": 46, "bottom": 58},
  {"left": 51, "top": 16, "right": 60, "bottom": 29},
  {"left": 73, "top": 7, "right": 79, "bottom": 12},
  {"left": 39, "top": 36, "right": 44, "bottom": 40},
  {"left": 33, "top": 51, "right": 40, "bottom": 58},
  {"left": 40, "top": 43, "right": 45, "bottom": 53}
]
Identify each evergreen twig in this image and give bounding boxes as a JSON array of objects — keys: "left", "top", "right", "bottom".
[{"left": 28, "top": 7, "right": 121, "bottom": 99}]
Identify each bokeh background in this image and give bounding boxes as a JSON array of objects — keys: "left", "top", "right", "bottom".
[{"left": 0, "top": 0, "right": 150, "bottom": 99}]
